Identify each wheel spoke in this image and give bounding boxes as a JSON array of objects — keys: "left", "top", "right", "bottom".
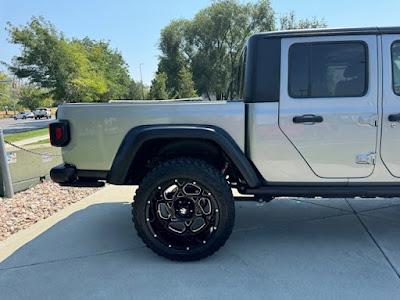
[
  {"left": 168, "top": 221, "right": 186, "bottom": 234},
  {"left": 190, "top": 217, "right": 206, "bottom": 233}
]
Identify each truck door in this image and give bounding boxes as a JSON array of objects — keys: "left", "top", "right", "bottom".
[
  {"left": 381, "top": 35, "right": 400, "bottom": 177},
  {"left": 279, "top": 35, "right": 378, "bottom": 178}
]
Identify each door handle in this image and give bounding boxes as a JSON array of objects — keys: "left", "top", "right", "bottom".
[
  {"left": 293, "top": 115, "right": 323, "bottom": 124},
  {"left": 388, "top": 114, "right": 400, "bottom": 122}
]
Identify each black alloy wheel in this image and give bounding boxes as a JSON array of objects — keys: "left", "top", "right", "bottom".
[{"left": 132, "top": 158, "right": 235, "bottom": 261}]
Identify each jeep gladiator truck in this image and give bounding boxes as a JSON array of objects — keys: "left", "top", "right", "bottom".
[{"left": 50, "top": 27, "right": 400, "bottom": 261}]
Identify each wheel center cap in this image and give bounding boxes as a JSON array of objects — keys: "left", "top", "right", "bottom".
[
  {"left": 179, "top": 207, "right": 188, "bottom": 215},
  {"left": 174, "top": 198, "right": 195, "bottom": 219}
]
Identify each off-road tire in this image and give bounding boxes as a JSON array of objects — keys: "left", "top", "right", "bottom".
[{"left": 132, "top": 158, "right": 235, "bottom": 261}]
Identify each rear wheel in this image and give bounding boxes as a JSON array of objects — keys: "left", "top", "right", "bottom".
[{"left": 132, "top": 158, "right": 235, "bottom": 261}]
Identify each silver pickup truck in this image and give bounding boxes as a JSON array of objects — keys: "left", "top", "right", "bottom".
[{"left": 50, "top": 27, "right": 400, "bottom": 261}]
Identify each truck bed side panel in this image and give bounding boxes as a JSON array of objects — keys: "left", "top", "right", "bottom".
[{"left": 57, "top": 101, "right": 245, "bottom": 171}]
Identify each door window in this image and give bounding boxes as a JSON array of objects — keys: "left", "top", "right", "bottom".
[
  {"left": 392, "top": 41, "right": 400, "bottom": 95},
  {"left": 289, "top": 42, "right": 367, "bottom": 98}
]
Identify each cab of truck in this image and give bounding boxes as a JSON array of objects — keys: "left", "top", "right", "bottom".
[{"left": 238, "top": 27, "right": 400, "bottom": 185}]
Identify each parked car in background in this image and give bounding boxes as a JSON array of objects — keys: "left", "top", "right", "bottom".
[
  {"left": 34, "top": 107, "right": 51, "bottom": 119},
  {"left": 14, "top": 111, "right": 34, "bottom": 120}
]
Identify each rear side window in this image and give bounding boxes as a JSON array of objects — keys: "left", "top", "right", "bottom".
[
  {"left": 392, "top": 41, "right": 400, "bottom": 95},
  {"left": 289, "top": 42, "right": 368, "bottom": 98}
]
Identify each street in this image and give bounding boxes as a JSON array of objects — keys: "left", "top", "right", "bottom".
[{"left": 0, "top": 116, "right": 56, "bottom": 134}]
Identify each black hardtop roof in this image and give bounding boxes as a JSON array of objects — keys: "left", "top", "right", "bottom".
[{"left": 252, "top": 26, "right": 400, "bottom": 39}]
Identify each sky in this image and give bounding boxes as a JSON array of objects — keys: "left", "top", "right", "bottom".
[{"left": 1, "top": 0, "right": 400, "bottom": 85}]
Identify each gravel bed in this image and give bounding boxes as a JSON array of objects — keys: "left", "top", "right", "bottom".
[{"left": 0, "top": 181, "right": 102, "bottom": 242}]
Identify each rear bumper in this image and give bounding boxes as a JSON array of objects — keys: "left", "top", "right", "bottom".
[{"left": 50, "top": 164, "right": 105, "bottom": 187}]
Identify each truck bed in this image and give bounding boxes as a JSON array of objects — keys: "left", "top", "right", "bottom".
[{"left": 57, "top": 101, "right": 245, "bottom": 171}]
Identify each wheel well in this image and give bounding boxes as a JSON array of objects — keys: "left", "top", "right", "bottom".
[{"left": 125, "top": 139, "right": 241, "bottom": 185}]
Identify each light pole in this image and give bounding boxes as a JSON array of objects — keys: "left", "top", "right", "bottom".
[{"left": 139, "top": 63, "right": 144, "bottom": 100}]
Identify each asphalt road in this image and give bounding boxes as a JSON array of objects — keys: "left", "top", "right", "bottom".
[
  {"left": 0, "top": 186, "right": 399, "bottom": 299},
  {"left": 0, "top": 116, "right": 56, "bottom": 135}
]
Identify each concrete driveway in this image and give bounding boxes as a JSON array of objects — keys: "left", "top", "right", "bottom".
[{"left": 0, "top": 185, "right": 399, "bottom": 299}]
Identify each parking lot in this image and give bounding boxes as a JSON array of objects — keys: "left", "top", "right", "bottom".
[{"left": 0, "top": 185, "right": 399, "bottom": 299}]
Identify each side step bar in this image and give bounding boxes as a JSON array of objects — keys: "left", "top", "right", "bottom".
[
  {"left": 243, "top": 186, "right": 400, "bottom": 198},
  {"left": 59, "top": 182, "right": 105, "bottom": 188}
]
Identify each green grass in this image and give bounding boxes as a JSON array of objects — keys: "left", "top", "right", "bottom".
[
  {"left": 27, "top": 138, "right": 50, "bottom": 146},
  {"left": 4, "top": 128, "right": 49, "bottom": 143}
]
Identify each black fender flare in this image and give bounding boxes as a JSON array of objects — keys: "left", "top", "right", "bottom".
[{"left": 107, "top": 125, "right": 261, "bottom": 188}]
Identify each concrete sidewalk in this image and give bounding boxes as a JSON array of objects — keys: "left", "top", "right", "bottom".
[
  {"left": 0, "top": 185, "right": 399, "bottom": 299},
  {"left": 5, "top": 135, "right": 49, "bottom": 150},
  {"left": 14, "top": 134, "right": 49, "bottom": 146}
]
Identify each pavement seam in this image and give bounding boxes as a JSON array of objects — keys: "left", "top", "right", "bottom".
[
  {"left": 233, "top": 212, "right": 353, "bottom": 233},
  {"left": 356, "top": 203, "right": 400, "bottom": 213},
  {"left": 0, "top": 246, "right": 145, "bottom": 272},
  {"left": 357, "top": 213, "right": 400, "bottom": 225},
  {"left": 290, "top": 198, "right": 353, "bottom": 212},
  {"left": 345, "top": 198, "right": 400, "bottom": 279}
]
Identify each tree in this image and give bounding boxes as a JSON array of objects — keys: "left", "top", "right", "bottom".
[
  {"left": 0, "top": 70, "right": 8, "bottom": 87},
  {"left": 4, "top": 16, "right": 132, "bottom": 103},
  {"left": 149, "top": 72, "right": 169, "bottom": 100},
  {"left": 176, "top": 68, "right": 197, "bottom": 98},
  {"left": 0, "top": 71, "right": 10, "bottom": 106},
  {"left": 18, "top": 84, "right": 53, "bottom": 111},
  {"left": 60, "top": 40, "right": 109, "bottom": 102},
  {"left": 279, "top": 11, "right": 327, "bottom": 30},
  {"left": 158, "top": 20, "right": 189, "bottom": 94},
  {"left": 157, "top": 0, "right": 276, "bottom": 99},
  {"left": 157, "top": 0, "right": 327, "bottom": 100},
  {"left": 127, "top": 80, "right": 143, "bottom": 100},
  {"left": 0, "top": 70, "right": 15, "bottom": 112},
  {"left": 81, "top": 37, "right": 131, "bottom": 101}
]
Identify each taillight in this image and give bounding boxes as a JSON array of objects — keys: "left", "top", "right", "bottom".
[
  {"left": 49, "top": 121, "right": 70, "bottom": 147},
  {"left": 55, "top": 127, "right": 62, "bottom": 139}
]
